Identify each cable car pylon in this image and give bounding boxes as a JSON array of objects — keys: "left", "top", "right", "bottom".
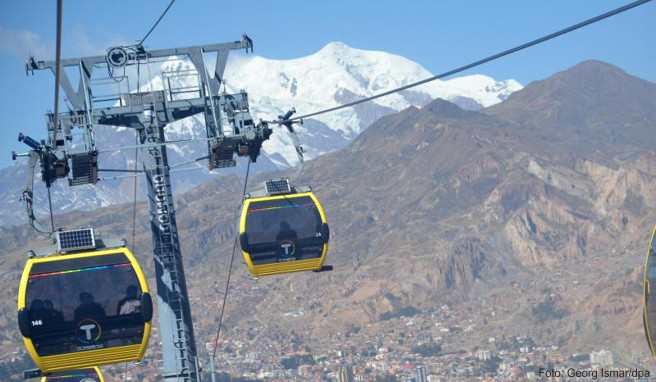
[{"left": 16, "top": 35, "right": 272, "bottom": 382}]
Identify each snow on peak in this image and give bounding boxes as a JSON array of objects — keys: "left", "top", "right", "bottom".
[
  {"left": 445, "top": 75, "right": 524, "bottom": 105},
  {"left": 316, "top": 41, "right": 352, "bottom": 55},
  {"left": 224, "top": 41, "right": 522, "bottom": 136}
]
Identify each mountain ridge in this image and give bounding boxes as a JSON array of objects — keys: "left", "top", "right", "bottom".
[{"left": 485, "top": 59, "right": 656, "bottom": 154}]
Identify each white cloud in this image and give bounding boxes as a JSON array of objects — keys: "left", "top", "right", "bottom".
[
  {"left": 68, "top": 23, "right": 107, "bottom": 57},
  {"left": 67, "top": 23, "right": 130, "bottom": 57},
  {"left": 0, "top": 27, "right": 53, "bottom": 60},
  {"left": 0, "top": 25, "right": 132, "bottom": 62}
]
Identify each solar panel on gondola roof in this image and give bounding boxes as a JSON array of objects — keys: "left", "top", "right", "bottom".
[
  {"left": 265, "top": 179, "right": 291, "bottom": 195},
  {"left": 56, "top": 229, "right": 96, "bottom": 252}
]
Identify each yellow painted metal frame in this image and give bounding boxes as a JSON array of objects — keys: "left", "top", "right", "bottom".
[
  {"left": 18, "top": 247, "right": 151, "bottom": 373},
  {"left": 645, "top": 225, "right": 656, "bottom": 360},
  {"left": 240, "top": 192, "right": 329, "bottom": 277},
  {"left": 42, "top": 366, "right": 105, "bottom": 382}
]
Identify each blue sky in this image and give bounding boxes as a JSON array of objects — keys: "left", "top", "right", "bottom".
[{"left": 0, "top": 0, "right": 653, "bottom": 169}]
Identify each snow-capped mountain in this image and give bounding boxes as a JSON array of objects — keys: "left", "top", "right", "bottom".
[
  {"left": 223, "top": 41, "right": 521, "bottom": 165},
  {"left": 227, "top": 41, "right": 520, "bottom": 124},
  {"left": 0, "top": 41, "right": 522, "bottom": 227}
]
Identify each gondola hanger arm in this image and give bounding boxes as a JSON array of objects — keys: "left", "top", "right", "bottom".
[{"left": 263, "top": 108, "right": 303, "bottom": 133}]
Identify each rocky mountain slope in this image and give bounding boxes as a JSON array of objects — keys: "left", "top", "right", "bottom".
[{"left": 0, "top": 60, "right": 653, "bottom": 379}]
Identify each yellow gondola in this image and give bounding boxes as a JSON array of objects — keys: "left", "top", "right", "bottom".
[
  {"left": 239, "top": 180, "right": 330, "bottom": 277},
  {"left": 17, "top": 229, "right": 152, "bottom": 373},
  {"left": 644, "top": 225, "right": 656, "bottom": 360},
  {"left": 42, "top": 366, "right": 105, "bottom": 382}
]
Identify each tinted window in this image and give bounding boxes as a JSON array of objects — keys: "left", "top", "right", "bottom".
[
  {"left": 646, "top": 251, "right": 656, "bottom": 351},
  {"left": 649, "top": 264, "right": 656, "bottom": 279},
  {"left": 245, "top": 196, "right": 325, "bottom": 264},
  {"left": 26, "top": 253, "right": 146, "bottom": 356},
  {"left": 44, "top": 368, "right": 101, "bottom": 382}
]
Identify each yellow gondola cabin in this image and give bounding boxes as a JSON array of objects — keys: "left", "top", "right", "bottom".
[
  {"left": 644, "top": 225, "right": 656, "bottom": 360},
  {"left": 17, "top": 229, "right": 152, "bottom": 373},
  {"left": 239, "top": 180, "right": 330, "bottom": 277}
]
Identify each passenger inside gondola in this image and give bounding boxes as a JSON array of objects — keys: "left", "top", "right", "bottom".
[
  {"left": 276, "top": 221, "right": 298, "bottom": 240},
  {"left": 30, "top": 299, "right": 45, "bottom": 318},
  {"left": 117, "top": 285, "right": 141, "bottom": 315},
  {"left": 74, "top": 292, "right": 106, "bottom": 322},
  {"left": 43, "top": 299, "right": 64, "bottom": 324}
]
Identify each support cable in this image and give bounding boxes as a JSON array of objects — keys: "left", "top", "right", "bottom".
[
  {"left": 22, "top": 153, "right": 51, "bottom": 236},
  {"left": 41, "top": 0, "right": 65, "bottom": 235},
  {"left": 139, "top": 0, "right": 176, "bottom": 45},
  {"left": 98, "top": 169, "right": 144, "bottom": 173},
  {"left": 96, "top": 137, "right": 212, "bottom": 155},
  {"left": 46, "top": 187, "right": 55, "bottom": 235},
  {"left": 287, "top": 128, "right": 304, "bottom": 184},
  {"left": 290, "top": 0, "right": 653, "bottom": 122},
  {"left": 97, "top": 162, "right": 207, "bottom": 182},
  {"left": 211, "top": 159, "right": 252, "bottom": 360},
  {"left": 98, "top": 155, "right": 210, "bottom": 178},
  {"left": 131, "top": 131, "right": 140, "bottom": 249},
  {"left": 52, "top": 0, "right": 63, "bottom": 149}
]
